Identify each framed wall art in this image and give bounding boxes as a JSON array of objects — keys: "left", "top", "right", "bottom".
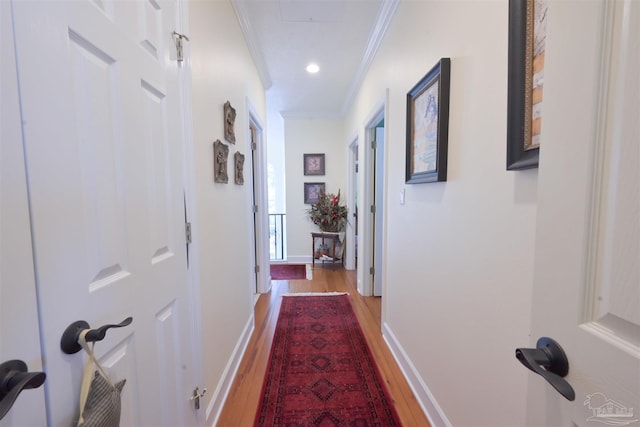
[
  {"left": 406, "top": 57, "right": 451, "bottom": 184},
  {"left": 303, "top": 153, "right": 325, "bottom": 176},
  {"left": 213, "top": 139, "right": 229, "bottom": 183},
  {"left": 234, "top": 151, "right": 245, "bottom": 185},
  {"left": 304, "top": 182, "right": 325, "bottom": 204},
  {"left": 506, "top": 0, "right": 546, "bottom": 170},
  {"left": 224, "top": 101, "right": 236, "bottom": 144}
]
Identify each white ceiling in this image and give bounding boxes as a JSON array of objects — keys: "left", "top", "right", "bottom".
[{"left": 232, "top": 0, "right": 398, "bottom": 119}]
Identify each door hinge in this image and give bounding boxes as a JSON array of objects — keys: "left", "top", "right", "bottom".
[
  {"left": 253, "top": 204, "right": 258, "bottom": 213},
  {"left": 370, "top": 267, "right": 375, "bottom": 275},
  {"left": 185, "top": 222, "right": 192, "bottom": 244},
  {"left": 370, "top": 205, "right": 376, "bottom": 213},
  {"left": 172, "top": 31, "right": 190, "bottom": 62},
  {"left": 371, "top": 139, "right": 377, "bottom": 150},
  {"left": 255, "top": 265, "right": 260, "bottom": 274},
  {"left": 190, "top": 386, "right": 207, "bottom": 410},
  {"left": 251, "top": 142, "right": 257, "bottom": 151}
]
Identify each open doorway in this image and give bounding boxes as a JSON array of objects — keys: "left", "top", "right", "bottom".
[
  {"left": 372, "top": 123, "right": 384, "bottom": 296},
  {"left": 346, "top": 138, "right": 358, "bottom": 270},
  {"left": 358, "top": 93, "right": 387, "bottom": 297},
  {"left": 247, "top": 105, "right": 270, "bottom": 294}
]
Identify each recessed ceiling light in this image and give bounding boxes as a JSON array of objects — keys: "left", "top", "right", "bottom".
[{"left": 306, "top": 63, "right": 320, "bottom": 74}]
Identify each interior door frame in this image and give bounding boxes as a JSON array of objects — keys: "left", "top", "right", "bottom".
[
  {"left": 345, "top": 136, "right": 358, "bottom": 271},
  {"left": 246, "top": 97, "right": 270, "bottom": 294},
  {"left": 373, "top": 125, "right": 385, "bottom": 296},
  {"left": 174, "top": 2, "right": 205, "bottom": 423},
  {"left": 358, "top": 90, "right": 388, "bottom": 297}
]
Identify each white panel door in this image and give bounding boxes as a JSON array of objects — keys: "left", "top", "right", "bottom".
[
  {"left": 0, "top": 2, "right": 46, "bottom": 424},
  {"left": 527, "top": 1, "right": 639, "bottom": 425},
  {"left": 12, "top": 1, "right": 197, "bottom": 425}
]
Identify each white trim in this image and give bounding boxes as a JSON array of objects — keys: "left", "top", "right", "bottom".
[
  {"left": 246, "top": 97, "right": 271, "bottom": 294},
  {"left": 175, "top": 2, "right": 206, "bottom": 424},
  {"left": 206, "top": 314, "right": 255, "bottom": 427},
  {"left": 382, "top": 323, "right": 452, "bottom": 427},
  {"left": 230, "top": 0, "right": 272, "bottom": 90},
  {"left": 583, "top": 0, "right": 614, "bottom": 324},
  {"left": 345, "top": 136, "right": 358, "bottom": 271},
  {"left": 359, "top": 90, "right": 388, "bottom": 296},
  {"left": 340, "top": 0, "right": 399, "bottom": 115}
]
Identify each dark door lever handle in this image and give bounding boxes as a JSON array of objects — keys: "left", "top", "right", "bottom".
[
  {"left": 60, "top": 316, "right": 133, "bottom": 354},
  {"left": 515, "top": 337, "right": 575, "bottom": 401},
  {"left": 0, "top": 360, "right": 46, "bottom": 421}
]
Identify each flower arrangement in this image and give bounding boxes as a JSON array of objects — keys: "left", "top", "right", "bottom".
[{"left": 306, "top": 189, "right": 348, "bottom": 232}]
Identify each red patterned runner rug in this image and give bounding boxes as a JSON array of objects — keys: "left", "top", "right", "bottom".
[
  {"left": 270, "top": 264, "right": 308, "bottom": 280},
  {"left": 254, "top": 293, "right": 402, "bottom": 426}
]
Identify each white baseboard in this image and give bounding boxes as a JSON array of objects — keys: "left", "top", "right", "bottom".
[
  {"left": 382, "top": 322, "right": 452, "bottom": 427},
  {"left": 206, "top": 314, "right": 255, "bottom": 426}
]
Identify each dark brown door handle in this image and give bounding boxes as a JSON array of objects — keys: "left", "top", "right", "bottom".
[
  {"left": 0, "top": 360, "right": 46, "bottom": 420},
  {"left": 515, "top": 337, "right": 575, "bottom": 401}
]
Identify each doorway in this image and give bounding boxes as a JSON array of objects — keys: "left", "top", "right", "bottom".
[
  {"left": 372, "top": 122, "right": 385, "bottom": 296},
  {"left": 359, "top": 93, "right": 387, "bottom": 297},
  {"left": 346, "top": 139, "right": 359, "bottom": 271},
  {"left": 247, "top": 104, "right": 270, "bottom": 294}
]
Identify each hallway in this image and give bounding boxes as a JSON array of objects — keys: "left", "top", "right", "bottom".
[{"left": 217, "top": 265, "right": 430, "bottom": 426}]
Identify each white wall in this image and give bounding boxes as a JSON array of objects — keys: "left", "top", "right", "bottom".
[
  {"left": 284, "top": 118, "right": 347, "bottom": 262},
  {"left": 188, "top": 1, "right": 266, "bottom": 423},
  {"left": 344, "top": 1, "right": 537, "bottom": 426}
]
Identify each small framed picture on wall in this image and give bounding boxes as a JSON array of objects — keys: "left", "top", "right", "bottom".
[
  {"left": 304, "top": 182, "right": 325, "bottom": 204},
  {"left": 303, "top": 153, "right": 325, "bottom": 176}
]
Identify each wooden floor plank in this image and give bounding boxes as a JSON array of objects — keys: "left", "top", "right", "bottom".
[{"left": 215, "top": 265, "right": 431, "bottom": 426}]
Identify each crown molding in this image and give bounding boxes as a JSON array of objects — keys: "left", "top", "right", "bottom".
[
  {"left": 340, "top": 0, "right": 400, "bottom": 116},
  {"left": 231, "top": 0, "right": 273, "bottom": 90}
]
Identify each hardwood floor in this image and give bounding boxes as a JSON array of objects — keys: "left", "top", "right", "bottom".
[{"left": 216, "top": 265, "right": 430, "bottom": 426}]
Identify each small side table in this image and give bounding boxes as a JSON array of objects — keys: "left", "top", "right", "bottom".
[{"left": 311, "top": 232, "right": 344, "bottom": 270}]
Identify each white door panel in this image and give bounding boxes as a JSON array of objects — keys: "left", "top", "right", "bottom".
[
  {"left": 0, "top": 1, "right": 47, "bottom": 424},
  {"left": 12, "top": 1, "right": 195, "bottom": 425},
  {"left": 528, "top": 1, "right": 639, "bottom": 425}
]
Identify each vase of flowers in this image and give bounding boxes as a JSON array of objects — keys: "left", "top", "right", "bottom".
[{"left": 306, "top": 189, "right": 348, "bottom": 232}]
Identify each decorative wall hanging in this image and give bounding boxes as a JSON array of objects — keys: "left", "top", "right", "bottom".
[
  {"left": 234, "top": 151, "right": 245, "bottom": 185},
  {"left": 213, "top": 139, "right": 229, "bottom": 183},
  {"left": 303, "top": 182, "right": 325, "bottom": 205},
  {"left": 406, "top": 57, "right": 451, "bottom": 184},
  {"left": 224, "top": 101, "right": 236, "bottom": 144},
  {"left": 303, "top": 153, "right": 325, "bottom": 176},
  {"left": 506, "top": 0, "right": 546, "bottom": 170}
]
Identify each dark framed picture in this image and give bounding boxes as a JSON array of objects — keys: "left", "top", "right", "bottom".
[
  {"left": 506, "top": 0, "right": 546, "bottom": 170},
  {"left": 406, "top": 58, "right": 451, "bottom": 184},
  {"left": 304, "top": 182, "right": 325, "bottom": 204},
  {"left": 303, "top": 153, "right": 325, "bottom": 176}
]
